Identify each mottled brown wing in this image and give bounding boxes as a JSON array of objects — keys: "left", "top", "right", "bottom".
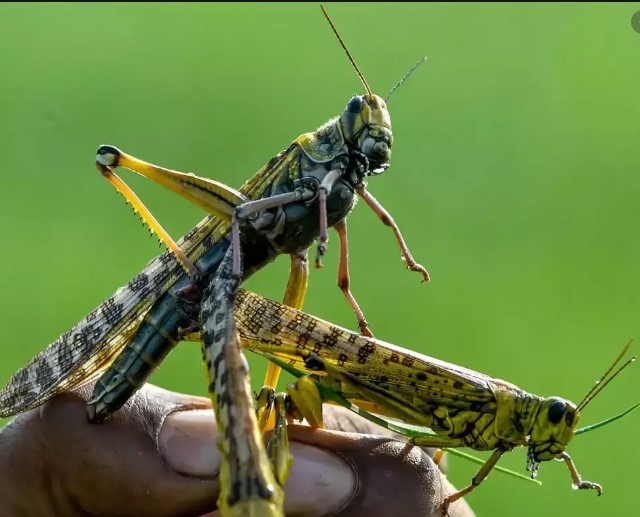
[
  {"left": 0, "top": 251, "right": 177, "bottom": 417},
  {"left": 235, "top": 289, "right": 498, "bottom": 415},
  {"left": 0, "top": 145, "right": 300, "bottom": 417}
]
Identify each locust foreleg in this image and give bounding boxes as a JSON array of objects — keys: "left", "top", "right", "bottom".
[{"left": 356, "top": 185, "right": 430, "bottom": 283}]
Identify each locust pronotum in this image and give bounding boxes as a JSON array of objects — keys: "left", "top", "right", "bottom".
[
  {"left": 0, "top": 5, "right": 431, "bottom": 516},
  {"left": 231, "top": 288, "right": 638, "bottom": 514}
]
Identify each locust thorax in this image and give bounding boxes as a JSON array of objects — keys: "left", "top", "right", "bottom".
[
  {"left": 339, "top": 93, "right": 393, "bottom": 174},
  {"left": 528, "top": 397, "right": 580, "bottom": 462}
]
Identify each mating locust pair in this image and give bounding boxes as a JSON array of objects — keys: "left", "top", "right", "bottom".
[{"left": 0, "top": 6, "right": 636, "bottom": 516}]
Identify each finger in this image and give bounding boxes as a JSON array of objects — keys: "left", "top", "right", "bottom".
[
  {"left": 1, "top": 384, "right": 218, "bottom": 517},
  {"left": 179, "top": 406, "right": 473, "bottom": 517},
  {"left": 323, "top": 404, "right": 450, "bottom": 474},
  {"left": 283, "top": 424, "right": 473, "bottom": 517},
  {"left": 1, "top": 386, "right": 473, "bottom": 517}
]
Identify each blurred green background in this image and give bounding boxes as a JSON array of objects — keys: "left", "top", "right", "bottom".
[{"left": 1, "top": 2, "right": 639, "bottom": 515}]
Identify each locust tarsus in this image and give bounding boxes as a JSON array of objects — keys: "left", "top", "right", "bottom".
[
  {"left": 560, "top": 452, "right": 603, "bottom": 496},
  {"left": 356, "top": 185, "right": 431, "bottom": 283}
]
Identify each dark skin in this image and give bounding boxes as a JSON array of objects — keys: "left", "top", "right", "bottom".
[{"left": 0, "top": 384, "right": 474, "bottom": 517}]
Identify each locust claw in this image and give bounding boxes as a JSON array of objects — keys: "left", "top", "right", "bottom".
[
  {"left": 315, "top": 240, "right": 327, "bottom": 269},
  {"left": 402, "top": 256, "right": 431, "bottom": 283},
  {"left": 440, "top": 498, "right": 451, "bottom": 517},
  {"left": 574, "top": 480, "right": 603, "bottom": 496}
]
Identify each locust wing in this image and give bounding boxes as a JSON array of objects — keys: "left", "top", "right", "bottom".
[
  {"left": 236, "top": 289, "right": 500, "bottom": 419},
  {"left": 0, "top": 145, "right": 300, "bottom": 418},
  {"left": 0, "top": 240, "right": 205, "bottom": 417}
]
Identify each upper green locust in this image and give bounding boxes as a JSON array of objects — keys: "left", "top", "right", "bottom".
[
  {"left": 0, "top": 5, "right": 429, "bottom": 516},
  {"left": 0, "top": 6, "right": 428, "bottom": 422}
]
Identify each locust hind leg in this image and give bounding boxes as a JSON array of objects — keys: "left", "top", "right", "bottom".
[
  {"left": 262, "top": 250, "right": 310, "bottom": 392},
  {"left": 95, "top": 144, "right": 248, "bottom": 281},
  {"left": 255, "top": 250, "right": 309, "bottom": 428},
  {"left": 255, "top": 251, "right": 310, "bottom": 484},
  {"left": 96, "top": 145, "right": 317, "bottom": 276},
  {"left": 96, "top": 145, "right": 246, "bottom": 223},
  {"left": 201, "top": 246, "right": 284, "bottom": 517},
  {"left": 266, "top": 392, "right": 295, "bottom": 486},
  {"left": 95, "top": 155, "right": 202, "bottom": 279}
]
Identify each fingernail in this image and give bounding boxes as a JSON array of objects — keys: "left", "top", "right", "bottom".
[
  {"left": 158, "top": 409, "right": 221, "bottom": 477},
  {"left": 284, "top": 442, "right": 356, "bottom": 516}
]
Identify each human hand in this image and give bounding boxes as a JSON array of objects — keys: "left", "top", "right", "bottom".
[{"left": 0, "top": 383, "right": 474, "bottom": 517}]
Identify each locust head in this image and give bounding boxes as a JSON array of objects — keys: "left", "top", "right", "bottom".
[
  {"left": 528, "top": 397, "right": 579, "bottom": 467},
  {"left": 340, "top": 93, "right": 393, "bottom": 174},
  {"left": 320, "top": 7, "right": 423, "bottom": 176},
  {"left": 528, "top": 341, "right": 637, "bottom": 468},
  {"left": 525, "top": 342, "right": 635, "bottom": 496}
]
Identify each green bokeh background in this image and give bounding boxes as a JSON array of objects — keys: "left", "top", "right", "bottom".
[{"left": 1, "top": 3, "right": 639, "bottom": 515}]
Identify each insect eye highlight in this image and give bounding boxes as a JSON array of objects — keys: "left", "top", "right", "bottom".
[
  {"left": 347, "top": 95, "right": 363, "bottom": 113},
  {"left": 548, "top": 399, "right": 567, "bottom": 424}
]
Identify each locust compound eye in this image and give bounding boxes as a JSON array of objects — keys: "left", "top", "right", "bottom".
[
  {"left": 347, "top": 95, "right": 363, "bottom": 113},
  {"left": 547, "top": 399, "right": 567, "bottom": 424}
]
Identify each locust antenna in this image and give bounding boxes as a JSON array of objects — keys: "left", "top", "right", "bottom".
[
  {"left": 320, "top": 5, "right": 372, "bottom": 98},
  {"left": 386, "top": 56, "right": 427, "bottom": 102},
  {"left": 577, "top": 339, "right": 636, "bottom": 412}
]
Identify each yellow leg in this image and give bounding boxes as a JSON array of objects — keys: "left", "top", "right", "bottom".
[
  {"left": 96, "top": 162, "right": 201, "bottom": 278},
  {"left": 286, "top": 375, "right": 325, "bottom": 428},
  {"left": 95, "top": 145, "right": 248, "bottom": 279},
  {"left": 96, "top": 145, "right": 244, "bottom": 219},
  {"left": 255, "top": 386, "right": 276, "bottom": 432},
  {"left": 263, "top": 251, "right": 309, "bottom": 389},
  {"left": 257, "top": 251, "right": 310, "bottom": 483},
  {"left": 267, "top": 393, "right": 294, "bottom": 485},
  {"left": 409, "top": 434, "right": 506, "bottom": 515},
  {"left": 432, "top": 449, "right": 446, "bottom": 466},
  {"left": 96, "top": 145, "right": 316, "bottom": 279}
]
